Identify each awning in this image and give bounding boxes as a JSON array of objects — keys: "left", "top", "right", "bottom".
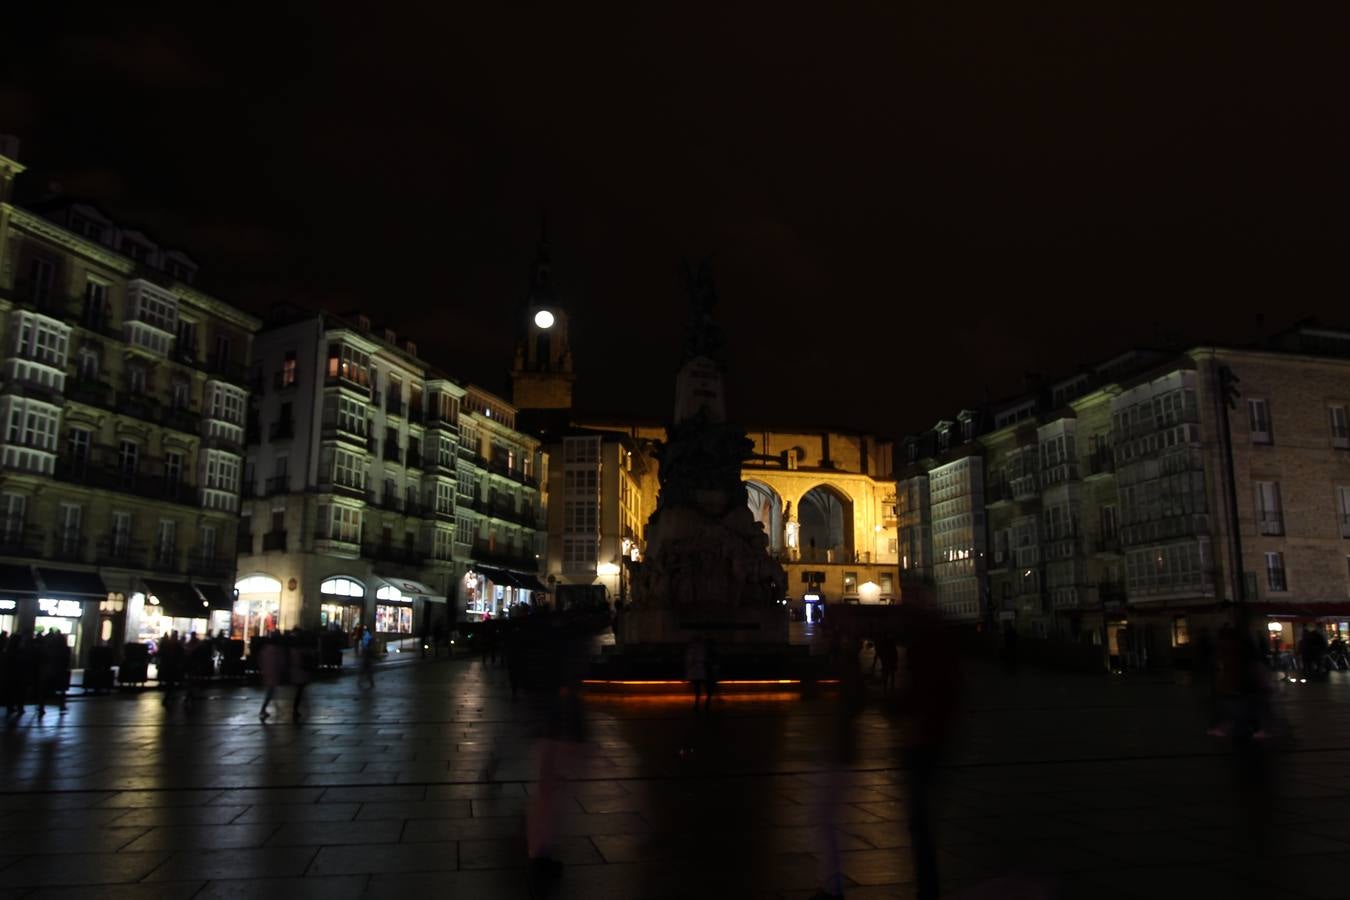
[
  {"left": 374, "top": 576, "right": 426, "bottom": 604},
  {"left": 193, "top": 583, "right": 234, "bottom": 612},
  {"left": 513, "top": 574, "right": 550, "bottom": 593},
  {"left": 1249, "top": 602, "right": 1350, "bottom": 618},
  {"left": 38, "top": 567, "right": 108, "bottom": 599},
  {"left": 470, "top": 565, "right": 520, "bottom": 588},
  {"left": 0, "top": 564, "right": 38, "bottom": 595},
  {"left": 141, "top": 578, "right": 209, "bottom": 619}
]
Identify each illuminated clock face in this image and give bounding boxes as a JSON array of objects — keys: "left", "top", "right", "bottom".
[{"left": 533, "top": 309, "right": 555, "bottom": 329}]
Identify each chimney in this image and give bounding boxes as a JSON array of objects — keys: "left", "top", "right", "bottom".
[
  {"left": 353, "top": 313, "right": 371, "bottom": 331},
  {"left": 404, "top": 339, "right": 418, "bottom": 357},
  {"left": 383, "top": 328, "right": 398, "bottom": 344}
]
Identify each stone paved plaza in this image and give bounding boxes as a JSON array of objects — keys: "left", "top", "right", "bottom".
[{"left": 3, "top": 651, "right": 1350, "bottom": 899}]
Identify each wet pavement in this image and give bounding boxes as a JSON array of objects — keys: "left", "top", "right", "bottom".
[{"left": 3, "top": 652, "right": 1350, "bottom": 898}]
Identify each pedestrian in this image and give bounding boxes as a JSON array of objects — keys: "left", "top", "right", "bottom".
[
  {"left": 811, "top": 625, "right": 865, "bottom": 900},
  {"left": 159, "top": 630, "right": 185, "bottom": 707},
  {"left": 877, "top": 632, "right": 899, "bottom": 696},
  {"left": 258, "top": 632, "right": 288, "bottom": 721},
  {"left": 684, "top": 633, "right": 709, "bottom": 712},
  {"left": 38, "top": 629, "right": 70, "bottom": 715},
  {"left": 288, "top": 629, "right": 314, "bottom": 721},
  {"left": 5, "top": 630, "right": 32, "bottom": 716},
  {"left": 894, "top": 605, "right": 961, "bottom": 900},
  {"left": 358, "top": 628, "right": 376, "bottom": 689}
]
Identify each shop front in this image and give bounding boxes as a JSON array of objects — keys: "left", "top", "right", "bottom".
[
  {"left": 130, "top": 579, "right": 230, "bottom": 645},
  {"left": 465, "top": 566, "right": 546, "bottom": 620},
  {"left": 35, "top": 567, "right": 109, "bottom": 667},
  {"left": 374, "top": 577, "right": 438, "bottom": 652},
  {"left": 233, "top": 575, "right": 283, "bottom": 641},
  {"left": 318, "top": 576, "right": 367, "bottom": 634},
  {"left": 0, "top": 563, "right": 39, "bottom": 636}
]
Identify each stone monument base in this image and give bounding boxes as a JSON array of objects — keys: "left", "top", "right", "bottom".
[{"left": 619, "top": 606, "right": 789, "bottom": 646}]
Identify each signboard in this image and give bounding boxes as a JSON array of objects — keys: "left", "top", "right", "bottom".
[
  {"left": 39, "top": 598, "right": 83, "bottom": 617},
  {"left": 0, "top": 599, "right": 16, "bottom": 611}
]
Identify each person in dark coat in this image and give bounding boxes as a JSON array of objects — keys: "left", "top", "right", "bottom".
[
  {"left": 258, "top": 632, "right": 288, "bottom": 720},
  {"left": 158, "top": 631, "right": 186, "bottom": 707},
  {"left": 3, "top": 630, "right": 30, "bottom": 716},
  {"left": 37, "top": 630, "right": 71, "bottom": 715}
]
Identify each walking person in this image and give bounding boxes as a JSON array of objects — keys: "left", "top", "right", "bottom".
[
  {"left": 288, "top": 629, "right": 314, "bottom": 721},
  {"left": 877, "top": 632, "right": 899, "bottom": 696},
  {"left": 158, "top": 630, "right": 185, "bottom": 707},
  {"left": 357, "top": 628, "right": 376, "bottom": 689},
  {"left": 258, "top": 632, "right": 288, "bottom": 721},
  {"left": 40, "top": 629, "right": 71, "bottom": 714}
]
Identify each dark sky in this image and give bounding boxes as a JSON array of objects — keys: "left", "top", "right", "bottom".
[{"left": 3, "top": 2, "right": 1348, "bottom": 436}]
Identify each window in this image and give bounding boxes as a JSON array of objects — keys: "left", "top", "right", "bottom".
[
  {"left": 1254, "top": 481, "right": 1283, "bottom": 535},
  {"left": 328, "top": 505, "right": 362, "bottom": 543},
  {"left": 1248, "top": 398, "right": 1271, "bottom": 444},
  {"left": 332, "top": 448, "right": 364, "bottom": 489},
  {"left": 434, "top": 529, "right": 453, "bottom": 561},
  {"left": 111, "top": 511, "right": 131, "bottom": 556},
  {"left": 27, "top": 258, "right": 54, "bottom": 303},
  {"left": 1, "top": 493, "right": 26, "bottom": 543},
  {"left": 156, "top": 520, "right": 177, "bottom": 566},
  {"left": 13, "top": 312, "right": 70, "bottom": 368},
  {"left": 562, "top": 535, "right": 597, "bottom": 572},
  {"left": 208, "top": 383, "right": 245, "bottom": 424},
  {"left": 281, "top": 351, "right": 297, "bottom": 387},
  {"left": 214, "top": 335, "right": 232, "bottom": 368},
  {"left": 1340, "top": 486, "right": 1350, "bottom": 538},
  {"left": 164, "top": 451, "right": 183, "bottom": 484},
  {"left": 58, "top": 503, "right": 82, "bottom": 554},
  {"left": 204, "top": 451, "right": 241, "bottom": 493},
  {"left": 1172, "top": 616, "right": 1190, "bottom": 647},
  {"left": 320, "top": 576, "right": 365, "bottom": 597},
  {"left": 77, "top": 346, "right": 99, "bottom": 380},
  {"left": 325, "top": 395, "right": 366, "bottom": 434},
  {"left": 456, "top": 515, "right": 474, "bottom": 545},
  {"left": 117, "top": 440, "right": 139, "bottom": 477},
  {"left": 1264, "top": 551, "right": 1287, "bottom": 592},
  {"left": 129, "top": 365, "right": 147, "bottom": 394},
  {"left": 879, "top": 572, "right": 894, "bottom": 594},
  {"left": 375, "top": 604, "right": 412, "bottom": 633},
  {"left": 170, "top": 378, "right": 190, "bottom": 410},
  {"left": 1332, "top": 406, "right": 1349, "bottom": 449},
  {"left": 436, "top": 482, "right": 454, "bottom": 514},
  {"left": 176, "top": 320, "right": 197, "bottom": 359},
  {"left": 439, "top": 438, "right": 454, "bottom": 467},
  {"left": 563, "top": 437, "right": 599, "bottom": 464},
  {"left": 326, "top": 343, "right": 370, "bottom": 386},
  {"left": 67, "top": 428, "right": 91, "bottom": 468},
  {"left": 564, "top": 500, "right": 598, "bottom": 533},
  {"left": 200, "top": 524, "right": 217, "bottom": 560},
  {"left": 843, "top": 572, "right": 858, "bottom": 595},
  {"left": 563, "top": 469, "right": 598, "bottom": 494}
]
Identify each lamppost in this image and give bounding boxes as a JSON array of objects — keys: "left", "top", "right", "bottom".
[{"left": 619, "top": 537, "right": 633, "bottom": 606}]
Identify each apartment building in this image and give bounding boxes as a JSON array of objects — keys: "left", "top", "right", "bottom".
[{"left": 0, "top": 141, "right": 259, "bottom": 665}]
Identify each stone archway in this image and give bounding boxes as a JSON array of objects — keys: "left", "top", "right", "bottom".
[
  {"left": 798, "top": 484, "right": 854, "bottom": 564},
  {"left": 745, "top": 480, "right": 784, "bottom": 555}
]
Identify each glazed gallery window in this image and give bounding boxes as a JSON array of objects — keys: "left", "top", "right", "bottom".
[
  {"left": 330, "top": 448, "right": 364, "bottom": 489},
  {"left": 327, "top": 505, "right": 362, "bottom": 543},
  {"left": 5, "top": 399, "right": 60, "bottom": 451},
  {"left": 563, "top": 500, "right": 598, "bottom": 534},
  {"left": 563, "top": 436, "right": 599, "bottom": 464},
  {"left": 563, "top": 469, "right": 598, "bottom": 495},
  {"left": 434, "top": 528, "right": 453, "bottom": 560},
  {"left": 436, "top": 482, "right": 454, "bottom": 514},
  {"left": 455, "top": 516, "right": 474, "bottom": 545},
  {"left": 320, "top": 576, "right": 365, "bottom": 598},
  {"left": 13, "top": 312, "right": 70, "bottom": 367},
  {"left": 208, "top": 383, "right": 246, "bottom": 424},
  {"left": 562, "top": 535, "right": 597, "bottom": 572},
  {"left": 204, "top": 451, "right": 241, "bottom": 493},
  {"left": 375, "top": 603, "right": 412, "bottom": 633},
  {"left": 1, "top": 493, "right": 27, "bottom": 542},
  {"left": 326, "top": 343, "right": 370, "bottom": 386},
  {"left": 324, "top": 394, "right": 366, "bottom": 435}
]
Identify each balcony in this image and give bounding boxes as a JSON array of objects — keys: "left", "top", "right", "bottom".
[
  {"left": 1257, "top": 514, "right": 1284, "bottom": 536},
  {"left": 1086, "top": 449, "right": 1115, "bottom": 477},
  {"left": 1010, "top": 476, "right": 1039, "bottom": 502},
  {"left": 117, "top": 391, "right": 162, "bottom": 424},
  {"left": 189, "top": 551, "right": 234, "bottom": 579},
  {"left": 316, "top": 478, "right": 367, "bottom": 501},
  {"left": 407, "top": 405, "right": 424, "bottom": 425},
  {"left": 54, "top": 458, "right": 199, "bottom": 507},
  {"left": 406, "top": 448, "right": 422, "bottom": 469},
  {"left": 1091, "top": 535, "right": 1121, "bottom": 555},
  {"left": 161, "top": 405, "right": 200, "bottom": 436},
  {"left": 205, "top": 354, "right": 249, "bottom": 387},
  {"left": 471, "top": 541, "right": 538, "bottom": 572},
  {"left": 386, "top": 393, "right": 404, "bottom": 417},
  {"left": 313, "top": 530, "right": 361, "bottom": 555},
  {"left": 96, "top": 538, "right": 144, "bottom": 568},
  {"left": 427, "top": 414, "right": 458, "bottom": 433},
  {"left": 0, "top": 524, "right": 43, "bottom": 557},
  {"left": 984, "top": 481, "right": 1011, "bottom": 505},
  {"left": 1097, "top": 580, "right": 1127, "bottom": 607},
  {"left": 262, "top": 530, "right": 288, "bottom": 552},
  {"left": 65, "top": 377, "right": 114, "bottom": 409},
  {"left": 364, "top": 542, "right": 424, "bottom": 568},
  {"left": 246, "top": 418, "right": 261, "bottom": 446},
  {"left": 1041, "top": 462, "right": 1080, "bottom": 487},
  {"left": 149, "top": 546, "right": 183, "bottom": 574},
  {"left": 404, "top": 499, "right": 427, "bottom": 518},
  {"left": 269, "top": 419, "right": 296, "bottom": 441},
  {"left": 382, "top": 439, "right": 403, "bottom": 464},
  {"left": 265, "top": 475, "right": 290, "bottom": 496},
  {"left": 272, "top": 371, "right": 298, "bottom": 391}
]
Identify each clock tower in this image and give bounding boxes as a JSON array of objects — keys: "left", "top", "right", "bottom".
[{"left": 510, "top": 220, "right": 575, "bottom": 411}]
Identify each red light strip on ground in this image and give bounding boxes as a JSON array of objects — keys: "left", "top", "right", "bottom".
[{"left": 580, "top": 679, "right": 842, "bottom": 686}]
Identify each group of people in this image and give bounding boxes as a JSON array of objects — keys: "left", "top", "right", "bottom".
[
  {"left": 0, "top": 628, "right": 72, "bottom": 717},
  {"left": 153, "top": 630, "right": 222, "bottom": 708}
]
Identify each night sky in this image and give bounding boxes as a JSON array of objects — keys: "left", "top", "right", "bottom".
[{"left": 3, "top": 3, "right": 1347, "bottom": 437}]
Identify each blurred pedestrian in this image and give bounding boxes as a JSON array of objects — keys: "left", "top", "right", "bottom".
[
  {"left": 37, "top": 629, "right": 71, "bottom": 715},
  {"left": 288, "top": 629, "right": 314, "bottom": 721},
  {"left": 5, "top": 630, "right": 31, "bottom": 716},
  {"left": 158, "top": 630, "right": 185, "bottom": 707},
  {"left": 358, "top": 629, "right": 376, "bottom": 689},
  {"left": 258, "top": 632, "right": 288, "bottom": 721},
  {"left": 877, "top": 632, "right": 899, "bottom": 696},
  {"left": 812, "top": 624, "right": 865, "bottom": 900},
  {"left": 895, "top": 605, "right": 961, "bottom": 900}
]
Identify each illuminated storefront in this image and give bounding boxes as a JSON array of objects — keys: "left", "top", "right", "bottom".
[
  {"left": 319, "top": 576, "right": 366, "bottom": 631},
  {"left": 233, "top": 575, "right": 282, "bottom": 640},
  {"left": 464, "top": 566, "right": 546, "bottom": 620},
  {"left": 128, "top": 579, "right": 231, "bottom": 644}
]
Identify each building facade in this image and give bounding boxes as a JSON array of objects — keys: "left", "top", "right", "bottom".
[
  {"left": 236, "top": 309, "right": 546, "bottom": 645},
  {"left": 0, "top": 142, "right": 259, "bottom": 665}
]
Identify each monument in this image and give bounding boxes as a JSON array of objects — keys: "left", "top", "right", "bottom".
[{"left": 619, "top": 261, "right": 790, "bottom": 647}]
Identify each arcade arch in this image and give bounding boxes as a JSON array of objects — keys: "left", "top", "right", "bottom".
[
  {"left": 798, "top": 484, "right": 854, "bottom": 564},
  {"left": 746, "top": 480, "right": 784, "bottom": 555},
  {"left": 234, "top": 574, "right": 282, "bottom": 640}
]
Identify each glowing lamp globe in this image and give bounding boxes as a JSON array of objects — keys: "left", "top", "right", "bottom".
[{"left": 534, "top": 309, "right": 555, "bottom": 329}]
